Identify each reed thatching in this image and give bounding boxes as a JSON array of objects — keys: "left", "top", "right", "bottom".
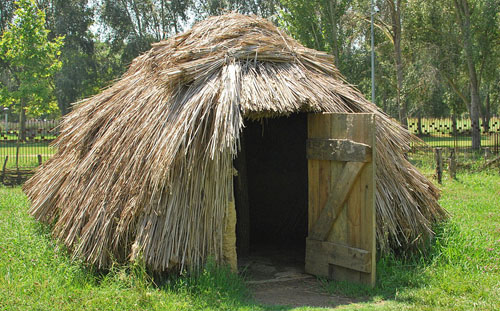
[{"left": 24, "top": 13, "right": 447, "bottom": 272}]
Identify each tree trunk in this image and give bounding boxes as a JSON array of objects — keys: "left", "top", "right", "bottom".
[
  {"left": 452, "top": 113, "right": 458, "bottom": 150},
  {"left": 328, "top": 0, "right": 340, "bottom": 68},
  {"left": 454, "top": 0, "right": 480, "bottom": 150},
  {"left": 470, "top": 89, "right": 481, "bottom": 149},
  {"left": 452, "top": 113, "right": 457, "bottom": 136},
  {"left": 482, "top": 90, "right": 490, "bottom": 133},
  {"left": 389, "top": 0, "right": 407, "bottom": 128},
  {"left": 58, "top": 99, "right": 69, "bottom": 116}
]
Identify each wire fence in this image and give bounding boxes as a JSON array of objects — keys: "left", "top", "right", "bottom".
[
  {"left": 1, "top": 119, "right": 59, "bottom": 169},
  {"left": 408, "top": 115, "right": 500, "bottom": 156}
]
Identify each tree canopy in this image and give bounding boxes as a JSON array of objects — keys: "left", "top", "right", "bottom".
[{"left": 0, "top": 0, "right": 63, "bottom": 118}]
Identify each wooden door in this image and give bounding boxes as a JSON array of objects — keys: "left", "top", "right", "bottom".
[{"left": 305, "top": 113, "right": 376, "bottom": 287}]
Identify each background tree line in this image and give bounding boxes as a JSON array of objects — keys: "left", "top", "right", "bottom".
[{"left": 1, "top": 0, "right": 499, "bottom": 148}]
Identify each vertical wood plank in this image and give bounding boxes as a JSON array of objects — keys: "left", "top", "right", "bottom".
[
  {"left": 347, "top": 114, "right": 375, "bottom": 286},
  {"left": 308, "top": 114, "right": 320, "bottom": 231},
  {"left": 318, "top": 117, "right": 332, "bottom": 236},
  {"left": 307, "top": 114, "right": 331, "bottom": 231},
  {"left": 308, "top": 158, "right": 319, "bottom": 231},
  {"left": 307, "top": 113, "right": 376, "bottom": 287},
  {"left": 328, "top": 114, "right": 347, "bottom": 245}
]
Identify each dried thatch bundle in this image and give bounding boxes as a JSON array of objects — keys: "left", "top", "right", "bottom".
[{"left": 24, "top": 13, "right": 447, "bottom": 272}]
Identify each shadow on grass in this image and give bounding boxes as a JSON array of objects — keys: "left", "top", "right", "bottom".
[{"left": 319, "top": 220, "right": 459, "bottom": 305}]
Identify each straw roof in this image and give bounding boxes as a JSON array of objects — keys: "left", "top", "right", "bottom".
[{"left": 24, "top": 13, "right": 447, "bottom": 272}]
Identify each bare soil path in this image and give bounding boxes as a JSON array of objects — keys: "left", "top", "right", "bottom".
[{"left": 240, "top": 251, "right": 362, "bottom": 308}]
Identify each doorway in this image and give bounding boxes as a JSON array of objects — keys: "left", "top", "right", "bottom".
[{"left": 234, "top": 113, "right": 308, "bottom": 280}]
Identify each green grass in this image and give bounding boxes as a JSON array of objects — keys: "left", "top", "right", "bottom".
[
  {"left": 1, "top": 169, "right": 500, "bottom": 310},
  {"left": 0, "top": 187, "right": 256, "bottom": 311},
  {"left": 321, "top": 170, "right": 500, "bottom": 310}
]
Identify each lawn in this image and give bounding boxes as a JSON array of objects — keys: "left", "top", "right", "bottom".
[{"left": 0, "top": 169, "right": 499, "bottom": 310}]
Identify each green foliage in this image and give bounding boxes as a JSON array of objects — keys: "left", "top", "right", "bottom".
[
  {"left": 278, "top": 0, "right": 364, "bottom": 80},
  {"left": 196, "top": 0, "right": 278, "bottom": 17},
  {"left": 0, "top": 0, "right": 16, "bottom": 32},
  {"left": 38, "top": 0, "right": 98, "bottom": 115},
  {"left": 277, "top": 0, "right": 500, "bottom": 123},
  {"left": 0, "top": 0, "right": 63, "bottom": 117},
  {"left": 278, "top": 0, "right": 328, "bottom": 52},
  {"left": 1, "top": 0, "right": 497, "bottom": 121},
  {"left": 99, "top": 0, "right": 194, "bottom": 67},
  {"left": 405, "top": 0, "right": 500, "bottom": 118}
]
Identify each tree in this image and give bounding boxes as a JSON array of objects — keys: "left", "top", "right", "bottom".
[
  {"left": 278, "top": 0, "right": 372, "bottom": 91},
  {"left": 0, "top": 0, "right": 63, "bottom": 140},
  {"left": 450, "top": 0, "right": 498, "bottom": 149},
  {"left": 386, "top": 0, "right": 406, "bottom": 127},
  {"left": 195, "top": 0, "right": 278, "bottom": 17},
  {"left": 359, "top": 0, "right": 407, "bottom": 125},
  {"left": 37, "top": 0, "right": 97, "bottom": 115},
  {"left": 404, "top": 0, "right": 499, "bottom": 148},
  {"left": 0, "top": 0, "right": 16, "bottom": 32},
  {"left": 453, "top": 0, "right": 481, "bottom": 149},
  {"left": 99, "top": 0, "right": 193, "bottom": 67},
  {"left": 473, "top": 0, "right": 500, "bottom": 134},
  {"left": 278, "top": 0, "right": 411, "bottom": 119},
  {"left": 405, "top": 1, "right": 465, "bottom": 115}
]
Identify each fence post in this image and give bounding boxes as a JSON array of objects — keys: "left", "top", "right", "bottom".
[
  {"left": 435, "top": 147, "right": 443, "bottom": 184},
  {"left": 1, "top": 156, "right": 7, "bottom": 184},
  {"left": 37, "top": 154, "right": 42, "bottom": 166},
  {"left": 452, "top": 116, "right": 458, "bottom": 161},
  {"left": 484, "top": 147, "right": 490, "bottom": 161},
  {"left": 15, "top": 117, "right": 21, "bottom": 170},
  {"left": 449, "top": 149, "right": 456, "bottom": 180},
  {"left": 495, "top": 133, "right": 499, "bottom": 155}
]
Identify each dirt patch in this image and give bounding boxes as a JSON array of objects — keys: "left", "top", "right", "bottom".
[
  {"left": 250, "top": 277, "right": 357, "bottom": 308},
  {"left": 240, "top": 251, "right": 360, "bottom": 308}
]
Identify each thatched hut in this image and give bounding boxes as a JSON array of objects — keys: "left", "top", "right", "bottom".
[{"left": 24, "top": 13, "right": 447, "bottom": 273}]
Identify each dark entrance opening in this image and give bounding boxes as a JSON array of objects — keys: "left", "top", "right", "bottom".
[{"left": 234, "top": 113, "right": 308, "bottom": 279}]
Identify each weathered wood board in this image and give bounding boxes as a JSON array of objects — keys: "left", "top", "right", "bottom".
[{"left": 306, "top": 113, "right": 376, "bottom": 287}]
